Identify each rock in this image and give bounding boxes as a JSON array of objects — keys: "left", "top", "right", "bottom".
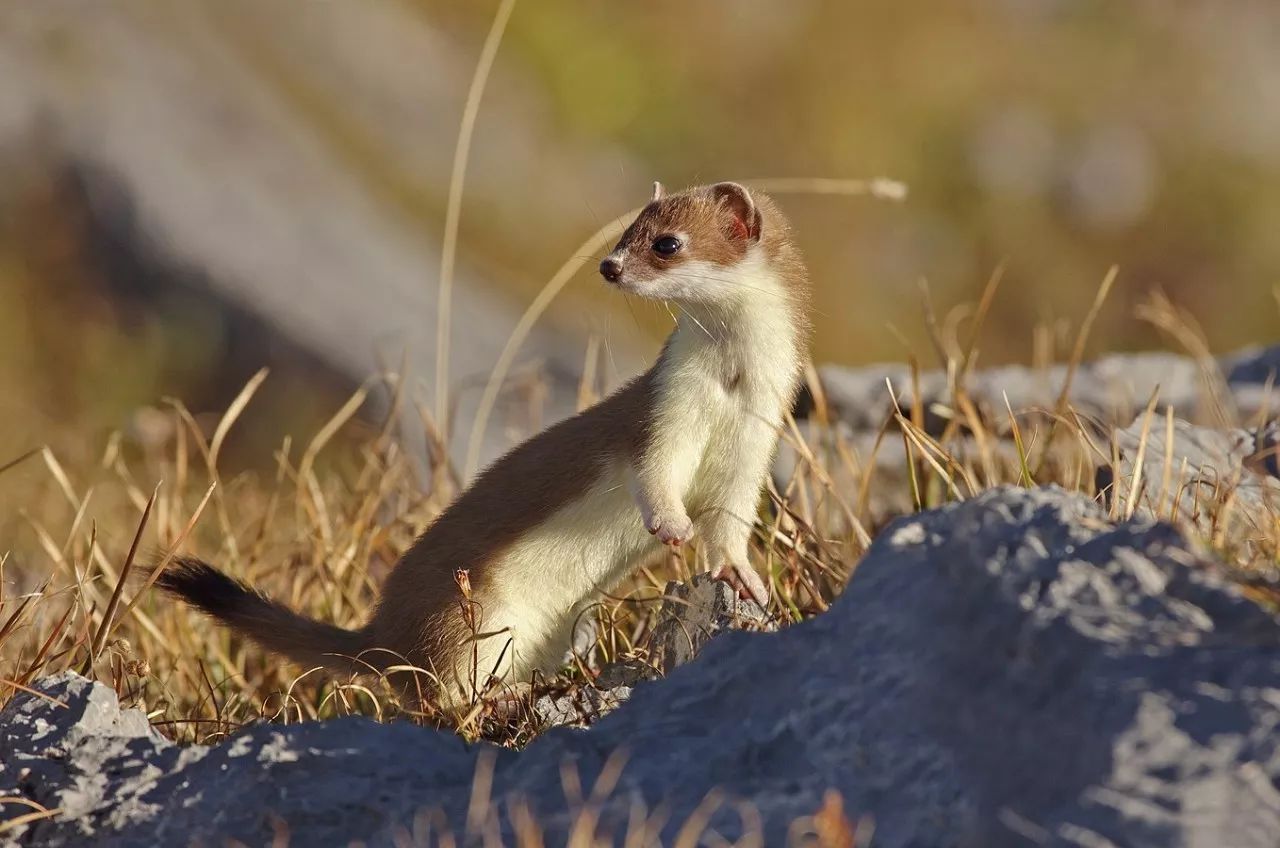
[
  {"left": 0, "top": 674, "right": 184, "bottom": 842},
  {"left": 1098, "top": 415, "right": 1280, "bottom": 567},
  {"left": 531, "top": 685, "right": 632, "bottom": 730},
  {"left": 592, "top": 657, "right": 660, "bottom": 690},
  {"left": 1223, "top": 345, "right": 1280, "bottom": 386},
  {"left": 810, "top": 344, "right": 1280, "bottom": 434},
  {"left": 782, "top": 344, "right": 1280, "bottom": 532},
  {"left": 647, "top": 573, "right": 772, "bottom": 674},
  {"left": 5, "top": 487, "right": 1280, "bottom": 847},
  {"left": 1251, "top": 419, "right": 1280, "bottom": 479},
  {"left": 532, "top": 577, "right": 764, "bottom": 729}
]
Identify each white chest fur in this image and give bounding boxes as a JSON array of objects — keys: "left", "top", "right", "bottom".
[{"left": 652, "top": 249, "right": 801, "bottom": 507}]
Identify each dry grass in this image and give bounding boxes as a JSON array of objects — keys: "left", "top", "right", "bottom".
[
  {"left": 2, "top": 278, "right": 1276, "bottom": 748},
  {"left": 0, "top": 354, "right": 853, "bottom": 746},
  {"left": 2, "top": 292, "right": 1278, "bottom": 847}
]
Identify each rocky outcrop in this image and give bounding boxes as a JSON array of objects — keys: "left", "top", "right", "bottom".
[
  {"left": 1096, "top": 415, "right": 1280, "bottom": 575},
  {"left": 779, "top": 345, "right": 1280, "bottom": 527},
  {"left": 1100, "top": 417, "right": 1280, "bottom": 515},
  {"left": 806, "top": 344, "right": 1280, "bottom": 433},
  {"left": 6, "top": 486, "right": 1280, "bottom": 847},
  {"left": 647, "top": 573, "right": 771, "bottom": 674}
]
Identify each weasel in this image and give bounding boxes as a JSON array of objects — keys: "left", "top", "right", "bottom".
[{"left": 156, "top": 181, "right": 810, "bottom": 706}]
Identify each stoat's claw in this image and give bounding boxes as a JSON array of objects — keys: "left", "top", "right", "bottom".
[
  {"left": 653, "top": 512, "right": 693, "bottom": 546},
  {"left": 640, "top": 503, "right": 693, "bottom": 546},
  {"left": 710, "top": 563, "right": 770, "bottom": 607}
]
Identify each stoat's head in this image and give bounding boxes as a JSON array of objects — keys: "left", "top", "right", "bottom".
[{"left": 599, "top": 181, "right": 776, "bottom": 306}]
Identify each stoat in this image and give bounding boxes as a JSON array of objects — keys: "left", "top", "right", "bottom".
[{"left": 156, "top": 181, "right": 810, "bottom": 706}]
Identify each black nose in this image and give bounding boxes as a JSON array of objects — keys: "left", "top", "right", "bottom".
[{"left": 599, "top": 257, "right": 622, "bottom": 282}]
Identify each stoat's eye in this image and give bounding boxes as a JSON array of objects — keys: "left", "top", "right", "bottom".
[{"left": 652, "top": 235, "right": 682, "bottom": 256}]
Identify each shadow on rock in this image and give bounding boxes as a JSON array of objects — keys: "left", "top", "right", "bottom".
[{"left": 4, "top": 487, "right": 1280, "bottom": 847}]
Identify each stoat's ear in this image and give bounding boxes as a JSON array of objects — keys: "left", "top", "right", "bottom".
[
  {"left": 651, "top": 181, "right": 665, "bottom": 202},
  {"left": 711, "top": 181, "right": 762, "bottom": 242}
]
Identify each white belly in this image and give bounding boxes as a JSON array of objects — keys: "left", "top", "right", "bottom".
[
  {"left": 476, "top": 464, "right": 660, "bottom": 682},
  {"left": 689, "top": 388, "right": 785, "bottom": 511}
]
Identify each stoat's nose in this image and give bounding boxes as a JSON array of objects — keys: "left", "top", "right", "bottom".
[{"left": 599, "top": 257, "right": 623, "bottom": 283}]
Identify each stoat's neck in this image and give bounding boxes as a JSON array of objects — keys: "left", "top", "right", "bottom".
[{"left": 666, "top": 250, "right": 805, "bottom": 402}]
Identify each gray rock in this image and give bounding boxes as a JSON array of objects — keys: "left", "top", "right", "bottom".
[
  {"left": 783, "top": 344, "right": 1280, "bottom": 531},
  {"left": 531, "top": 685, "right": 633, "bottom": 729},
  {"left": 1099, "top": 416, "right": 1280, "bottom": 566},
  {"left": 1223, "top": 345, "right": 1280, "bottom": 387},
  {"left": 648, "top": 573, "right": 772, "bottom": 674},
  {"left": 593, "top": 657, "right": 660, "bottom": 690},
  {"left": 811, "top": 344, "right": 1280, "bottom": 433},
  {"left": 1253, "top": 419, "right": 1280, "bottom": 479},
  {"left": 5, "top": 487, "right": 1280, "bottom": 847},
  {"left": 533, "top": 577, "right": 765, "bottom": 729}
]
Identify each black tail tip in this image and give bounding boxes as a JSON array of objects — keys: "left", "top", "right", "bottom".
[{"left": 152, "top": 556, "right": 258, "bottom": 618}]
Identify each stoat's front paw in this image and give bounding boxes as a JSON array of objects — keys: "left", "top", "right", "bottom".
[{"left": 644, "top": 508, "right": 693, "bottom": 546}]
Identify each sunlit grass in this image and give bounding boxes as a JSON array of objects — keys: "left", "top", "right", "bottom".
[{"left": 3, "top": 282, "right": 1277, "bottom": 749}]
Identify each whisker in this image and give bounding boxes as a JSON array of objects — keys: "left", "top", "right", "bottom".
[
  {"left": 650, "top": 270, "right": 830, "bottom": 318},
  {"left": 683, "top": 309, "right": 718, "bottom": 342},
  {"left": 601, "top": 319, "right": 620, "bottom": 382},
  {"left": 661, "top": 300, "right": 679, "bottom": 326},
  {"left": 622, "top": 294, "right": 643, "bottom": 334},
  {"left": 662, "top": 271, "right": 792, "bottom": 300}
]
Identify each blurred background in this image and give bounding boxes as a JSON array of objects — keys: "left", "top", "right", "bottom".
[{"left": 2, "top": 0, "right": 1279, "bottom": 471}]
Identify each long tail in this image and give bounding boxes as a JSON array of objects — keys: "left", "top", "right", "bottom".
[{"left": 153, "top": 557, "right": 376, "bottom": 674}]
